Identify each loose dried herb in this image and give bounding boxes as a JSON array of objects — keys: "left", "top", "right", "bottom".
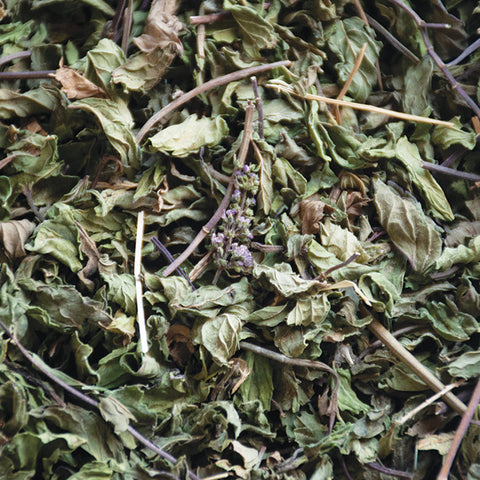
[{"left": 1, "top": 1, "right": 480, "bottom": 479}]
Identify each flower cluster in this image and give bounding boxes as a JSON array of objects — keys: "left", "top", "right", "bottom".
[{"left": 210, "top": 164, "right": 259, "bottom": 278}]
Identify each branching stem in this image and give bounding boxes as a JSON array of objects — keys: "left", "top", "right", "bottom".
[
  {"left": 162, "top": 103, "right": 255, "bottom": 277},
  {"left": 136, "top": 61, "right": 291, "bottom": 143}
]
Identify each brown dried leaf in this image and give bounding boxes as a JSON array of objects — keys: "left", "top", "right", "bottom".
[
  {"left": 342, "top": 190, "right": 370, "bottom": 224},
  {"left": 52, "top": 65, "right": 108, "bottom": 100},
  {"left": 299, "top": 197, "right": 326, "bottom": 235},
  {"left": 166, "top": 324, "right": 194, "bottom": 367},
  {"left": 0, "top": 219, "right": 36, "bottom": 261},
  {"left": 112, "top": 0, "right": 183, "bottom": 92}
]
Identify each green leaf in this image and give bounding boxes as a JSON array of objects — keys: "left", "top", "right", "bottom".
[
  {"left": 359, "top": 272, "right": 401, "bottom": 317},
  {"left": 447, "top": 351, "right": 480, "bottom": 380},
  {"left": 253, "top": 263, "right": 326, "bottom": 298},
  {"left": 149, "top": 114, "right": 229, "bottom": 157},
  {"left": 432, "top": 117, "right": 476, "bottom": 150},
  {"left": 286, "top": 295, "right": 330, "bottom": 327},
  {"left": 225, "top": 2, "right": 277, "bottom": 59},
  {"left": 0, "top": 219, "right": 35, "bottom": 263},
  {"left": 112, "top": 1, "right": 182, "bottom": 92},
  {"left": 402, "top": 56, "right": 433, "bottom": 115},
  {"left": 196, "top": 312, "right": 244, "bottom": 365},
  {"left": 0, "top": 85, "right": 62, "bottom": 119},
  {"left": 373, "top": 178, "right": 442, "bottom": 272},
  {"left": 337, "top": 368, "right": 369, "bottom": 414},
  {"left": 395, "top": 136, "right": 454, "bottom": 221},
  {"left": 420, "top": 298, "right": 478, "bottom": 342},
  {"left": 97, "top": 396, "right": 136, "bottom": 434},
  {"left": 254, "top": 139, "right": 274, "bottom": 215},
  {"left": 85, "top": 38, "right": 127, "bottom": 93},
  {"left": 272, "top": 156, "right": 307, "bottom": 195},
  {"left": 101, "top": 273, "right": 136, "bottom": 315},
  {"left": 436, "top": 236, "right": 480, "bottom": 271},
  {"left": 69, "top": 98, "right": 140, "bottom": 171},
  {"left": 239, "top": 350, "right": 273, "bottom": 410},
  {"left": 320, "top": 218, "right": 367, "bottom": 262},
  {"left": 32, "top": 0, "right": 115, "bottom": 16},
  {"left": 327, "top": 17, "right": 382, "bottom": 102},
  {"left": 25, "top": 204, "right": 82, "bottom": 272}
]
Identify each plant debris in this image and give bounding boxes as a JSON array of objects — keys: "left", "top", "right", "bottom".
[{"left": 1, "top": 1, "right": 480, "bottom": 479}]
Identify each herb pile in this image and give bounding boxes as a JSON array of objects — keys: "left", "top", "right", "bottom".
[{"left": 1, "top": 0, "right": 480, "bottom": 479}]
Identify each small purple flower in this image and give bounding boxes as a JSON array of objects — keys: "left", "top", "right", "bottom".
[{"left": 230, "top": 243, "right": 253, "bottom": 267}]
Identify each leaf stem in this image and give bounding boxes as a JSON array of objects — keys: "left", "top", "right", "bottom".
[
  {"left": 365, "top": 13, "right": 419, "bottom": 64},
  {"left": 352, "top": 0, "right": 383, "bottom": 89},
  {"left": 367, "top": 319, "right": 467, "bottom": 415},
  {"left": 0, "top": 50, "right": 31, "bottom": 67},
  {"left": 314, "top": 252, "right": 360, "bottom": 281},
  {"left": 136, "top": 60, "right": 291, "bottom": 143},
  {"left": 436, "top": 377, "right": 480, "bottom": 480},
  {"left": 422, "top": 161, "right": 480, "bottom": 182},
  {"left": 162, "top": 103, "right": 255, "bottom": 277},
  {"left": 447, "top": 38, "right": 480, "bottom": 67},
  {"left": 251, "top": 76, "right": 264, "bottom": 139},
  {"left": 152, "top": 236, "right": 195, "bottom": 287},
  {"left": 0, "top": 319, "right": 200, "bottom": 480},
  {"left": 366, "top": 462, "right": 413, "bottom": 479},
  {"left": 0, "top": 153, "right": 17, "bottom": 170},
  {"left": 0, "top": 70, "right": 56, "bottom": 79},
  {"left": 334, "top": 43, "right": 368, "bottom": 123}
]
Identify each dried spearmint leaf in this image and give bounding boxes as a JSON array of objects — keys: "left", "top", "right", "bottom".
[{"left": 1, "top": 0, "right": 480, "bottom": 478}]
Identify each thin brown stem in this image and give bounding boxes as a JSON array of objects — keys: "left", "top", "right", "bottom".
[
  {"left": 190, "top": 11, "right": 232, "bottom": 25},
  {"left": 162, "top": 103, "right": 255, "bottom": 277},
  {"left": 189, "top": 250, "right": 214, "bottom": 282},
  {"left": 352, "top": 0, "right": 383, "bottom": 89},
  {"left": 152, "top": 236, "right": 195, "bottom": 288},
  {"left": 334, "top": 43, "right": 368, "bottom": 123},
  {"left": 240, "top": 341, "right": 338, "bottom": 431},
  {"left": 366, "top": 462, "right": 413, "bottom": 479},
  {"left": 366, "top": 13, "right": 419, "bottom": 64},
  {"left": 121, "top": 0, "right": 133, "bottom": 54},
  {"left": 0, "top": 70, "right": 56, "bottom": 79},
  {"left": 358, "top": 325, "right": 424, "bottom": 359},
  {"left": 23, "top": 185, "right": 45, "bottom": 221},
  {"left": 422, "top": 161, "right": 480, "bottom": 182},
  {"left": 368, "top": 319, "right": 467, "bottom": 415},
  {"left": 0, "top": 153, "right": 17, "bottom": 170},
  {"left": 436, "top": 377, "right": 480, "bottom": 480},
  {"left": 136, "top": 60, "right": 291, "bottom": 143},
  {"left": 251, "top": 76, "right": 264, "bottom": 139},
  {"left": 250, "top": 242, "right": 284, "bottom": 253},
  {"left": 0, "top": 50, "right": 31, "bottom": 68},
  {"left": 314, "top": 252, "right": 360, "bottom": 281},
  {"left": 389, "top": 0, "right": 480, "bottom": 118},
  {"left": 447, "top": 38, "right": 480, "bottom": 67}
]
